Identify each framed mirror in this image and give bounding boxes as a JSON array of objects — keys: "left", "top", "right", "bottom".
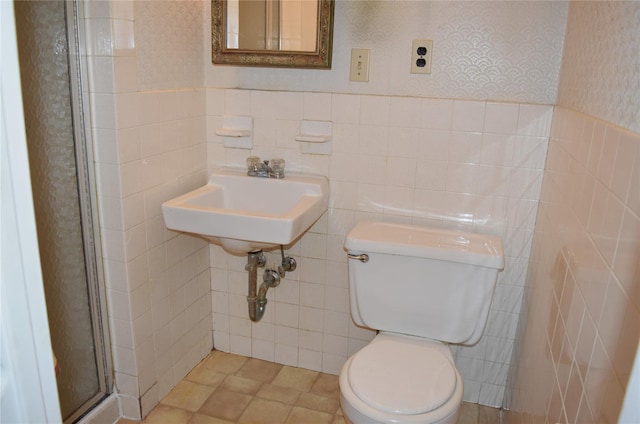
[{"left": 212, "top": 0, "right": 334, "bottom": 69}]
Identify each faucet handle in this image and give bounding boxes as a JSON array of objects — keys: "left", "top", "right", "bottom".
[
  {"left": 246, "top": 156, "right": 260, "bottom": 175},
  {"left": 270, "top": 158, "right": 285, "bottom": 179}
]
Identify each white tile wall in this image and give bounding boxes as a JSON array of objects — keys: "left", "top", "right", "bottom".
[
  {"left": 504, "top": 108, "right": 640, "bottom": 423},
  {"left": 207, "top": 89, "right": 553, "bottom": 405},
  {"left": 83, "top": 0, "right": 211, "bottom": 418},
  {"left": 504, "top": 2, "right": 640, "bottom": 422},
  {"left": 80, "top": 1, "right": 638, "bottom": 419}
]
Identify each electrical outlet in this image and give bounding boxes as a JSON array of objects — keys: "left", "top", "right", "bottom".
[
  {"left": 350, "top": 49, "right": 370, "bottom": 82},
  {"left": 411, "top": 39, "right": 432, "bottom": 74}
]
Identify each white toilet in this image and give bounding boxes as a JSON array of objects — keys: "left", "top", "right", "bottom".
[{"left": 340, "top": 221, "right": 505, "bottom": 424}]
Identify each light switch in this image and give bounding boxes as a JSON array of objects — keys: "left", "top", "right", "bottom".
[{"left": 350, "top": 49, "right": 370, "bottom": 82}]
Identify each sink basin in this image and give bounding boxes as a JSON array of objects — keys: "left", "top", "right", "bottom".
[{"left": 162, "top": 168, "right": 329, "bottom": 254}]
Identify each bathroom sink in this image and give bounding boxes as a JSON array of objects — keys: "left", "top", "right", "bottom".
[{"left": 162, "top": 168, "right": 329, "bottom": 254}]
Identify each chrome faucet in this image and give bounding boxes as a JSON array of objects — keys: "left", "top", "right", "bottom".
[
  {"left": 256, "top": 160, "right": 273, "bottom": 178},
  {"left": 246, "top": 157, "right": 285, "bottom": 179}
]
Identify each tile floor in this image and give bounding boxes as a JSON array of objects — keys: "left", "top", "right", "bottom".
[{"left": 119, "top": 351, "right": 501, "bottom": 424}]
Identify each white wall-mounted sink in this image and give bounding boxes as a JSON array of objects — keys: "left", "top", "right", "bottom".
[{"left": 162, "top": 168, "right": 329, "bottom": 254}]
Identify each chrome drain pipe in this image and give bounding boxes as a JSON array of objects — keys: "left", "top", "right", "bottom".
[
  {"left": 255, "top": 269, "right": 280, "bottom": 317},
  {"left": 246, "top": 251, "right": 266, "bottom": 322},
  {"left": 245, "top": 248, "right": 297, "bottom": 322}
]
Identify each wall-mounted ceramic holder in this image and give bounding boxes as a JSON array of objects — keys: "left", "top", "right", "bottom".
[
  {"left": 216, "top": 115, "right": 253, "bottom": 149},
  {"left": 296, "top": 120, "right": 332, "bottom": 155}
]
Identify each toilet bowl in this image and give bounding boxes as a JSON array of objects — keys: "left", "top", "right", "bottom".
[
  {"left": 340, "top": 333, "right": 463, "bottom": 424},
  {"left": 340, "top": 221, "right": 504, "bottom": 424}
]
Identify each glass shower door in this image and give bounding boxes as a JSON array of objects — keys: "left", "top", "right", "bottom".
[{"left": 14, "top": 1, "right": 110, "bottom": 421}]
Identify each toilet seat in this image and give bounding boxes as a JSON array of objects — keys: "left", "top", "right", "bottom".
[{"left": 347, "top": 338, "right": 458, "bottom": 416}]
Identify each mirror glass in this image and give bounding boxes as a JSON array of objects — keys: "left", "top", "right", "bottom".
[{"left": 212, "top": 0, "right": 334, "bottom": 68}]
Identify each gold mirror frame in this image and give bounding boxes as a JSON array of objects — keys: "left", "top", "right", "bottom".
[{"left": 211, "top": 0, "right": 334, "bottom": 69}]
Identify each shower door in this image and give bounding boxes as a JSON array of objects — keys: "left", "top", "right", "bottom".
[{"left": 14, "top": 1, "right": 111, "bottom": 422}]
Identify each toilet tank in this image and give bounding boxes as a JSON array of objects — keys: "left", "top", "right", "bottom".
[{"left": 345, "top": 221, "right": 504, "bottom": 345}]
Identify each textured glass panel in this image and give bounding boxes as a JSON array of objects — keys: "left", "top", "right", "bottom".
[{"left": 14, "top": 1, "right": 101, "bottom": 420}]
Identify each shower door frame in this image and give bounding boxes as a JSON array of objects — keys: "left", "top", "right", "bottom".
[{"left": 62, "top": 1, "right": 113, "bottom": 422}]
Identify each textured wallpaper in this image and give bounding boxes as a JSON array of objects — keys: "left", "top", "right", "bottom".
[
  {"left": 206, "top": 1, "right": 568, "bottom": 104},
  {"left": 557, "top": 1, "right": 640, "bottom": 133},
  {"left": 135, "top": 0, "right": 204, "bottom": 90}
]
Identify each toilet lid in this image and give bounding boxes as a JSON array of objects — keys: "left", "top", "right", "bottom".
[{"left": 348, "top": 339, "right": 457, "bottom": 415}]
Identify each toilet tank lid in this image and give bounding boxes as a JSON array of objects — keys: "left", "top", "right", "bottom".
[{"left": 345, "top": 221, "right": 504, "bottom": 269}]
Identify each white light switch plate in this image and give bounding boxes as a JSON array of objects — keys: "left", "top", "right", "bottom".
[{"left": 350, "top": 49, "right": 370, "bottom": 82}]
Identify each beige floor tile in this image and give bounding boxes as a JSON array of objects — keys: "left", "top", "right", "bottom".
[
  {"left": 332, "top": 415, "right": 347, "bottom": 424},
  {"left": 198, "top": 388, "right": 253, "bottom": 422},
  {"left": 478, "top": 404, "right": 502, "bottom": 423},
  {"left": 139, "top": 352, "right": 507, "bottom": 424},
  {"left": 272, "top": 366, "right": 319, "bottom": 392},
  {"left": 458, "top": 402, "right": 479, "bottom": 424},
  {"left": 238, "top": 398, "right": 292, "bottom": 424},
  {"left": 255, "top": 383, "right": 301, "bottom": 405},
  {"left": 143, "top": 404, "right": 193, "bottom": 424},
  {"left": 161, "top": 380, "right": 217, "bottom": 412},
  {"left": 310, "top": 373, "right": 341, "bottom": 399},
  {"left": 295, "top": 392, "right": 340, "bottom": 414},
  {"left": 236, "top": 358, "right": 283, "bottom": 383},
  {"left": 285, "top": 406, "right": 333, "bottom": 424},
  {"left": 202, "top": 351, "right": 249, "bottom": 374},
  {"left": 219, "top": 375, "right": 263, "bottom": 395},
  {"left": 188, "top": 413, "right": 234, "bottom": 424},
  {"left": 186, "top": 363, "right": 227, "bottom": 387},
  {"left": 116, "top": 419, "right": 140, "bottom": 424}
]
